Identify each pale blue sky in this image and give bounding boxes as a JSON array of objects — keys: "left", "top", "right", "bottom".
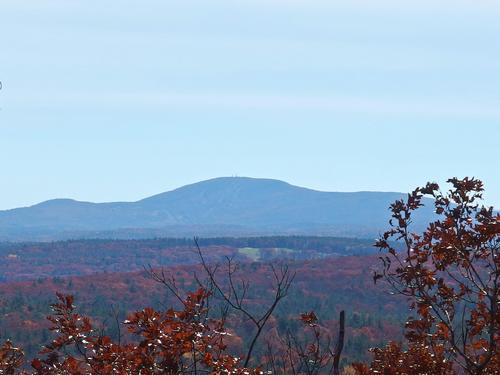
[{"left": 0, "top": 0, "right": 499, "bottom": 209}]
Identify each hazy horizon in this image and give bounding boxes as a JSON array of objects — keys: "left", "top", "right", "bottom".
[
  {"left": 0, "top": 175, "right": 418, "bottom": 209},
  {"left": 1, "top": 0, "right": 499, "bottom": 209}
]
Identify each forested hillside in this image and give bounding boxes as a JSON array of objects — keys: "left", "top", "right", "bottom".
[
  {"left": 0, "top": 178, "right": 498, "bottom": 374},
  {"left": 0, "top": 236, "right": 377, "bottom": 282},
  {"left": 0, "top": 255, "right": 405, "bottom": 365}
]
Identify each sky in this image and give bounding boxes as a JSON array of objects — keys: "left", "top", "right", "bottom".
[{"left": 0, "top": 0, "right": 499, "bottom": 209}]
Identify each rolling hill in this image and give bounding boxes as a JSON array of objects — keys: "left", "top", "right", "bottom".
[{"left": 0, "top": 177, "right": 435, "bottom": 241}]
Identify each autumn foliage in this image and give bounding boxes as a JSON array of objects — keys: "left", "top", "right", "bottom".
[
  {"left": 1, "top": 177, "right": 498, "bottom": 374},
  {"left": 2, "top": 290, "right": 265, "bottom": 374},
  {"left": 361, "top": 177, "right": 499, "bottom": 374}
]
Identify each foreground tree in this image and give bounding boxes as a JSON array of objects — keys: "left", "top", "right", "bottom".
[
  {"left": 264, "top": 310, "right": 345, "bottom": 375},
  {"left": 2, "top": 291, "right": 264, "bottom": 374},
  {"left": 362, "top": 177, "right": 499, "bottom": 374},
  {"left": 0, "top": 340, "right": 24, "bottom": 375}
]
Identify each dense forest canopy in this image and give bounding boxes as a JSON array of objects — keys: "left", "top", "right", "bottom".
[{"left": 0, "top": 236, "right": 377, "bottom": 283}]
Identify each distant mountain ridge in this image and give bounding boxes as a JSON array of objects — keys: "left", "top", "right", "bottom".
[{"left": 0, "top": 177, "right": 436, "bottom": 241}]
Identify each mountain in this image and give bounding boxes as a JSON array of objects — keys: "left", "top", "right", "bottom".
[{"left": 0, "top": 177, "right": 436, "bottom": 241}]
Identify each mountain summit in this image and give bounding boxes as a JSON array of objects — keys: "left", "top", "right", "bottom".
[{"left": 0, "top": 177, "right": 434, "bottom": 241}]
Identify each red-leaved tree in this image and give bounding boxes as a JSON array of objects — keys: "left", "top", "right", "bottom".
[
  {"left": 359, "top": 177, "right": 499, "bottom": 374},
  {"left": 2, "top": 290, "right": 264, "bottom": 374}
]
